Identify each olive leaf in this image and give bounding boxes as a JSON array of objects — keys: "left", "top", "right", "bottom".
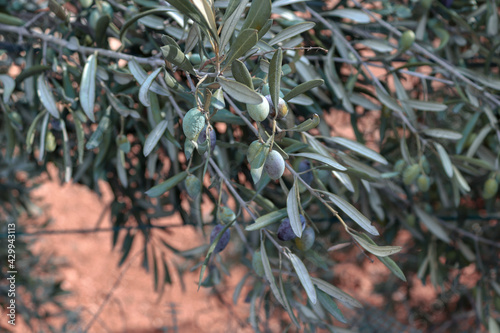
[{"left": 80, "top": 53, "right": 97, "bottom": 122}]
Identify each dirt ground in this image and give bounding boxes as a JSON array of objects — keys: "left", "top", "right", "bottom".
[{"left": 5, "top": 164, "right": 437, "bottom": 333}]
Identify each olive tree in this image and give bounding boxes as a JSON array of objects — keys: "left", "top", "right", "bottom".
[{"left": 1, "top": 0, "right": 499, "bottom": 331}]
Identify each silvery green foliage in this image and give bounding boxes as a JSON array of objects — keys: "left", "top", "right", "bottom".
[{"left": 1, "top": 0, "right": 499, "bottom": 331}]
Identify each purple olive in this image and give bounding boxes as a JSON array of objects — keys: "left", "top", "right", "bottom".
[
  {"left": 277, "top": 215, "right": 306, "bottom": 241},
  {"left": 298, "top": 160, "right": 313, "bottom": 185},
  {"left": 197, "top": 126, "right": 216, "bottom": 153},
  {"left": 210, "top": 224, "right": 230, "bottom": 253}
]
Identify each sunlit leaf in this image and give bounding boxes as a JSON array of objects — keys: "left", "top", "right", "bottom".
[{"left": 80, "top": 53, "right": 97, "bottom": 122}]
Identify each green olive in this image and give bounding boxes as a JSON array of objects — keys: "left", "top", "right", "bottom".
[
  {"left": 247, "top": 94, "right": 270, "bottom": 122},
  {"left": 399, "top": 30, "right": 415, "bottom": 52},
  {"left": 417, "top": 174, "right": 430, "bottom": 192},
  {"left": 403, "top": 164, "right": 420, "bottom": 185},
  {"left": 295, "top": 227, "right": 315, "bottom": 251},
  {"left": 483, "top": 178, "right": 498, "bottom": 199}
]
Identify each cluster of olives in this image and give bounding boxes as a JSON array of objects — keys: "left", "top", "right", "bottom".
[
  {"left": 247, "top": 140, "right": 286, "bottom": 181},
  {"left": 276, "top": 215, "right": 315, "bottom": 251},
  {"left": 395, "top": 156, "right": 431, "bottom": 192}
]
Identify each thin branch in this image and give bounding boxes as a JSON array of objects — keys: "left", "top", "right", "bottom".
[{"left": 0, "top": 23, "right": 165, "bottom": 66}]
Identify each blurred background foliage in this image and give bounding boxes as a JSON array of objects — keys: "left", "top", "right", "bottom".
[{"left": 0, "top": 0, "right": 499, "bottom": 332}]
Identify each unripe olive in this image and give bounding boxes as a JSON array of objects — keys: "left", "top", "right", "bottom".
[
  {"left": 399, "top": 30, "right": 415, "bottom": 52},
  {"left": 403, "top": 164, "right": 420, "bottom": 185},
  {"left": 46, "top": 131, "right": 57, "bottom": 152},
  {"left": 79, "top": 0, "right": 93, "bottom": 8},
  {"left": 210, "top": 225, "right": 230, "bottom": 253},
  {"left": 247, "top": 94, "right": 270, "bottom": 122},
  {"left": 252, "top": 251, "right": 265, "bottom": 277},
  {"left": 264, "top": 150, "right": 285, "bottom": 180},
  {"left": 277, "top": 215, "right": 306, "bottom": 241},
  {"left": 295, "top": 226, "right": 315, "bottom": 251},
  {"left": 182, "top": 108, "right": 205, "bottom": 141},
  {"left": 417, "top": 174, "right": 430, "bottom": 192},
  {"left": 185, "top": 174, "right": 201, "bottom": 199},
  {"left": 189, "top": 53, "right": 202, "bottom": 65},
  {"left": 483, "top": 178, "right": 498, "bottom": 199},
  {"left": 219, "top": 206, "right": 236, "bottom": 224},
  {"left": 101, "top": 2, "right": 114, "bottom": 17},
  {"left": 265, "top": 95, "right": 289, "bottom": 120},
  {"left": 394, "top": 159, "right": 406, "bottom": 173}
]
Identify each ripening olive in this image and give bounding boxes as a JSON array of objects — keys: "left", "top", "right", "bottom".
[
  {"left": 182, "top": 108, "right": 205, "bottom": 141},
  {"left": 219, "top": 206, "right": 236, "bottom": 224},
  {"left": 210, "top": 225, "right": 230, "bottom": 253},
  {"left": 295, "top": 227, "right": 315, "bottom": 251},
  {"left": 265, "top": 95, "right": 289, "bottom": 120},
  {"left": 264, "top": 150, "right": 285, "bottom": 180},
  {"left": 46, "top": 131, "right": 57, "bottom": 152},
  {"left": 197, "top": 126, "right": 216, "bottom": 154},
  {"left": 247, "top": 94, "right": 270, "bottom": 122}
]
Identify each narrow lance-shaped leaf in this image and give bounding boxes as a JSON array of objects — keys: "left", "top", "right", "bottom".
[
  {"left": 260, "top": 238, "right": 284, "bottom": 305},
  {"left": 197, "top": 220, "right": 235, "bottom": 290},
  {"left": 59, "top": 119, "right": 72, "bottom": 183},
  {"left": 287, "top": 178, "right": 302, "bottom": 237},
  {"left": 269, "top": 48, "right": 283, "bottom": 110},
  {"left": 26, "top": 111, "right": 46, "bottom": 153},
  {"left": 434, "top": 142, "right": 453, "bottom": 178},
  {"left": 146, "top": 171, "right": 188, "bottom": 197},
  {"left": 324, "top": 9, "right": 371, "bottom": 23},
  {"left": 223, "top": 29, "right": 258, "bottom": 68},
  {"left": 218, "top": 77, "right": 262, "bottom": 104},
  {"left": 323, "top": 137, "right": 388, "bottom": 165},
  {"left": 37, "top": 75, "right": 60, "bottom": 119},
  {"left": 328, "top": 193, "right": 379, "bottom": 236},
  {"left": 317, "top": 289, "right": 347, "bottom": 323},
  {"left": 283, "top": 79, "right": 324, "bottom": 102},
  {"left": 348, "top": 231, "right": 402, "bottom": 257},
  {"left": 120, "top": 8, "right": 174, "bottom": 42},
  {"left": 139, "top": 67, "right": 163, "bottom": 107},
  {"left": 38, "top": 112, "right": 50, "bottom": 162},
  {"left": 288, "top": 252, "right": 317, "bottom": 304},
  {"left": 423, "top": 128, "right": 463, "bottom": 140},
  {"left": 161, "top": 46, "right": 196, "bottom": 76},
  {"left": 220, "top": 0, "right": 249, "bottom": 52},
  {"left": 286, "top": 114, "right": 320, "bottom": 132},
  {"left": 269, "top": 22, "right": 315, "bottom": 46},
  {"left": 240, "top": 0, "right": 271, "bottom": 32},
  {"left": 292, "top": 152, "right": 347, "bottom": 171},
  {"left": 80, "top": 53, "right": 97, "bottom": 122},
  {"left": 402, "top": 99, "right": 448, "bottom": 112},
  {"left": 414, "top": 205, "right": 451, "bottom": 243},
  {"left": 246, "top": 208, "right": 287, "bottom": 231},
  {"left": 311, "top": 277, "right": 362, "bottom": 308},
  {"left": 231, "top": 60, "right": 254, "bottom": 89},
  {"left": 144, "top": 120, "right": 168, "bottom": 157},
  {"left": 128, "top": 59, "right": 171, "bottom": 96}
]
